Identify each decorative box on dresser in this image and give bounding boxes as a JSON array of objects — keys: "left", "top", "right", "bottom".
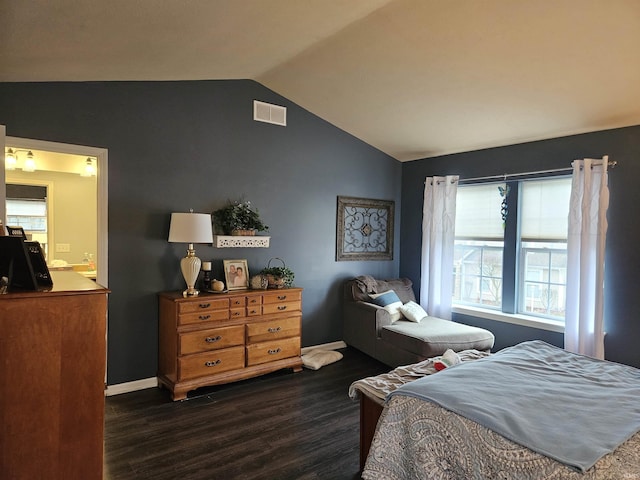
[
  {"left": 0, "top": 271, "right": 109, "bottom": 480},
  {"left": 158, "top": 287, "right": 303, "bottom": 400}
]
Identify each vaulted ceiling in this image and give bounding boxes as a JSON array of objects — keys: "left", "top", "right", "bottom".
[{"left": 2, "top": 0, "right": 639, "bottom": 161}]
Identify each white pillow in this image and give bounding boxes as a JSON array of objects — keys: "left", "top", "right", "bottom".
[
  {"left": 399, "top": 301, "right": 428, "bottom": 323},
  {"left": 369, "top": 290, "right": 404, "bottom": 323}
]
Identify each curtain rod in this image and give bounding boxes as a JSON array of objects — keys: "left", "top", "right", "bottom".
[{"left": 456, "top": 157, "right": 616, "bottom": 185}]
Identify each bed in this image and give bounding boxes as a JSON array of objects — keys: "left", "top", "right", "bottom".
[
  {"left": 349, "top": 348, "right": 490, "bottom": 470},
  {"left": 351, "top": 341, "right": 640, "bottom": 480}
]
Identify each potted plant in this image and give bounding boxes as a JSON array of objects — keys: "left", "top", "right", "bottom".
[
  {"left": 212, "top": 199, "right": 269, "bottom": 236},
  {"left": 259, "top": 258, "right": 295, "bottom": 288}
]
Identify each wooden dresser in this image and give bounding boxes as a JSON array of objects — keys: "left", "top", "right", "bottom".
[
  {"left": 0, "top": 271, "right": 109, "bottom": 480},
  {"left": 158, "top": 287, "right": 303, "bottom": 400}
]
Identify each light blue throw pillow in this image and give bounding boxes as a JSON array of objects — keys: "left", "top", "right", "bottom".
[{"left": 369, "top": 290, "right": 404, "bottom": 322}]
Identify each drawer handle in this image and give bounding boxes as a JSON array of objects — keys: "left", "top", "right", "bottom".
[
  {"left": 268, "top": 326, "right": 281, "bottom": 333},
  {"left": 277, "top": 295, "right": 287, "bottom": 300},
  {"left": 249, "top": 299, "right": 258, "bottom": 304},
  {"left": 232, "top": 311, "right": 241, "bottom": 317},
  {"left": 268, "top": 348, "right": 281, "bottom": 355},
  {"left": 249, "top": 309, "right": 258, "bottom": 314},
  {"left": 277, "top": 305, "right": 287, "bottom": 311},
  {"left": 199, "top": 303, "right": 211, "bottom": 309},
  {"left": 199, "top": 314, "right": 211, "bottom": 320},
  {"left": 233, "top": 300, "right": 242, "bottom": 305},
  {"left": 205, "top": 335, "right": 222, "bottom": 343},
  {"left": 205, "top": 359, "right": 221, "bottom": 367}
]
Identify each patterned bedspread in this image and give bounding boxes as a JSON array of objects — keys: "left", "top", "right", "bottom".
[{"left": 363, "top": 389, "right": 640, "bottom": 480}]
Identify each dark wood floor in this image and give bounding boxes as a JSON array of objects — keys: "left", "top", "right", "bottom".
[{"left": 103, "top": 347, "right": 388, "bottom": 480}]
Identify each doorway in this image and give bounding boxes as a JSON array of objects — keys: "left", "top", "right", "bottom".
[{"left": 4, "top": 136, "right": 108, "bottom": 287}]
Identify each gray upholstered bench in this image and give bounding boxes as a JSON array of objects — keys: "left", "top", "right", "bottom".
[
  {"left": 343, "top": 276, "right": 494, "bottom": 366},
  {"left": 381, "top": 316, "right": 495, "bottom": 359}
]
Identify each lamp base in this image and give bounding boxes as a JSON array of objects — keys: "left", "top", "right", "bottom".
[
  {"left": 180, "top": 247, "right": 202, "bottom": 297},
  {"left": 182, "top": 287, "right": 200, "bottom": 298}
]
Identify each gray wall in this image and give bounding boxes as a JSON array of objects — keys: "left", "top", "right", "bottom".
[
  {"left": 3, "top": 80, "right": 638, "bottom": 383},
  {"left": 0, "top": 80, "right": 401, "bottom": 385},
  {"left": 400, "top": 125, "right": 640, "bottom": 368}
]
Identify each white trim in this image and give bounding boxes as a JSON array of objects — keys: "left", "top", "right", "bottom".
[
  {"left": 452, "top": 305, "right": 565, "bottom": 333},
  {"left": 0, "top": 126, "right": 6, "bottom": 223},
  {"left": 96, "top": 149, "right": 108, "bottom": 288},
  {"left": 105, "top": 377, "right": 158, "bottom": 396},
  {"left": 301, "top": 340, "right": 347, "bottom": 354}
]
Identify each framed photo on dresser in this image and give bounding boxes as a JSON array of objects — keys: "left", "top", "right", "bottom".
[{"left": 223, "top": 259, "right": 249, "bottom": 290}]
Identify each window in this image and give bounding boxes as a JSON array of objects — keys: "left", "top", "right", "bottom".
[
  {"left": 6, "top": 184, "right": 49, "bottom": 258},
  {"left": 453, "top": 177, "right": 572, "bottom": 322},
  {"left": 519, "top": 178, "right": 571, "bottom": 319},
  {"left": 6, "top": 198, "right": 47, "bottom": 231},
  {"left": 453, "top": 184, "right": 504, "bottom": 308}
]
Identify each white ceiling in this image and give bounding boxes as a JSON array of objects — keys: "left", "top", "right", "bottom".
[{"left": 2, "top": 0, "right": 639, "bottom": 161}]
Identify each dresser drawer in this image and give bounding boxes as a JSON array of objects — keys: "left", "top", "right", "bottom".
[
  {"left": 246, "top": 316, "right": 300, "bottom": 344},
  {"left": 178, "top": 298, "right": 229, "bottom": 314},
  {"left": 179, "top": 325, "right": 244, "bottom": 355},
  {"left": 179, "top": 346, "right": 245, "bottom": 380},
  {"left": 246, "top": 336, "right": 300, "bottom": 366},
  {"left": 247, "top": 295, "right": 261, "bottom": 307},
  {"left": 230, "top": 307, "right": 246, "bottom": 319},
  {"left": 262, "top": 301, "right": 300, "bottom": 315},
  {"left": 262, "top": 290, "right": 301, "bottom": 304},
  {"left": 229, "top": 296, "right": 245, "bottom": 308},
  {"left": 178, "top": 309, "right": 229, "bottom": 326}
]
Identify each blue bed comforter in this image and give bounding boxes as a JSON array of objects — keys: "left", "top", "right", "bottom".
[{"left": 390, "top": 340, "right": 640, "bottom": 472}]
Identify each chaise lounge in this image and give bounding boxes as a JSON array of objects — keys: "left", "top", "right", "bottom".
[{"left": 343, "top": 276, "right": 494, "bottom": 366}]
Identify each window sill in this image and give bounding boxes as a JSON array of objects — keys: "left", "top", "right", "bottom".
[{"left": 452, "top": 305, "right": 565, "bottom": 333}]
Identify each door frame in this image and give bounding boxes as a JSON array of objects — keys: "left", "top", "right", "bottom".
[
  {"left": 0, "top": 126, "right": 5, "bottom": 222},
  {"left": 5, "top": 136, "right": 109, "bottom": 287}
]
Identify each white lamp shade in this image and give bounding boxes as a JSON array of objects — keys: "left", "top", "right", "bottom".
[{"left": 168, "top": 212, "right": 213, "bottom": 244}]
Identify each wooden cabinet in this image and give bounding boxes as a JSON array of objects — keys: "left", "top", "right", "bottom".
[
  {"left": 0, "top": 271, "right": 109, "bottom": 480},
  {"left": 158, "top": 288, "right": 303, "bottom": 400}
]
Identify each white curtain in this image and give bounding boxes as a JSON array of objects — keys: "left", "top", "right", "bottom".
[
  {"left": 565, "top": 157, "right": 609, "bottom": 359},
  {"left": 420, "top": 175, "right": 458, "bottom": 319}
]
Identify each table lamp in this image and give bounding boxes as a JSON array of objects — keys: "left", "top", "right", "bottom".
[{"left": 168, "top": 211, "right": 213, "bottom": 297}]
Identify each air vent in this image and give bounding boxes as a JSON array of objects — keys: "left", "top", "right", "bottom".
[{"left": 253, "top": 100, "right": 287, "bottom": 127}]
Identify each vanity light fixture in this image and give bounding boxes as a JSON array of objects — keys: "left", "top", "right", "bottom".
[
  {"left": 168, "top": 210, "right": 213, "bottom": 297},
  {"left": 4, "top": 148, "right": 36, "bottom": 172},
  {"left": 81, "top": 157, "right": 97, "bottom": 177}
]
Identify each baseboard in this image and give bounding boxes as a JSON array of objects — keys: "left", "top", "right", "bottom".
[
  {"left": 105, "top": 377, "right": 158, "bottom": 396},
  {"left": 105, "top": 341, "right": 348, "bottom": 396}
]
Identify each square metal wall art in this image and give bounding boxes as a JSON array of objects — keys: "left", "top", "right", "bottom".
[{"left": 336, "top": 196, "right": 394, "bottom": 261}]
